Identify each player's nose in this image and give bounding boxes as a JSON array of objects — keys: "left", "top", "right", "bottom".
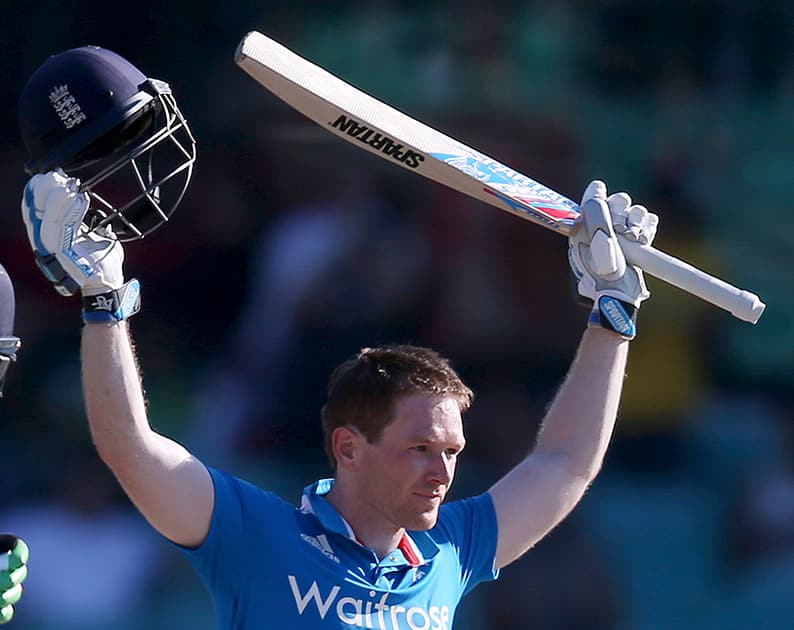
[{"left": 428, "top": 453, "right": 454, "bottom": 486}]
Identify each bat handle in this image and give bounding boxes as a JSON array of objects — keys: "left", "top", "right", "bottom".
[{"left": 620, "top": 239, "right": 766, "bottom": 324}]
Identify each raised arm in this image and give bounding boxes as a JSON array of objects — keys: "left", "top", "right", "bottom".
[
  {"left": 489, "top": 180, "right": 657, "bottom": 569},
  {"left": 22, "top": 171, "right": 213, "bottom": 548},
  {"left": 82, "top": 321, "right": 213, "bottom": 547},
  {"left": 489, "top": 328, "right": 626, "bottom": 568}
]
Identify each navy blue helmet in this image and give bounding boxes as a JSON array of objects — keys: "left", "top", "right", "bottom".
[
  {"left": 0, "top": 264, "right": 21, "bottom": 397},
  {"left": 18, "top": 46, "right": 196, "bottom": 241}
]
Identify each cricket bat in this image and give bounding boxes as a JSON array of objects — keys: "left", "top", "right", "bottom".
[{"left": 234, "top": 30, "right": 765, "bottom": 324}]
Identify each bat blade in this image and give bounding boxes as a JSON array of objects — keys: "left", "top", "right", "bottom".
[
  {"left": 234, "top": 31, "right": 579, "bottom": 235},
  {"left": 234, "top": 31, "right": 765, "bottom": 324}
]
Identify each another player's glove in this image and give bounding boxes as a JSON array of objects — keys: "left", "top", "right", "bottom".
[
  {"left": 0, "top": 535, "right": 29, "bottom": 625},
  {"left": 21, "top": 170, "right": 140, "bottom": 323},
  {"left": 568, "top": 180, "right": 658, "bottom": 340}
]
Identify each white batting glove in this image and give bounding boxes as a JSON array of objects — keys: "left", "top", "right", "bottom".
[
  {"left": 21, "top": 170, "right": 140, "bottom": 322},
  {"left": 568, "top": 180, "right": 658, "bottom": 339}
]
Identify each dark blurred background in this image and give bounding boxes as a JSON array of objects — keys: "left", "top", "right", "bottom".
[{"left": 1, "top": 1, "right": 792, "bottom": 628}]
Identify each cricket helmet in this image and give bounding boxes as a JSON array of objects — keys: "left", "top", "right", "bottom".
[
  {"left": 0, "top": 264, "right": 21, "bottom": 398},
  {"left": 18, "top": 46, "right": 196, "bottom": 241}
]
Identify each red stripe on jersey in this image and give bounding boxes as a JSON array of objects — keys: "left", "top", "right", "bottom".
[{"left": 398, "top": 534, "right": 421, "bottom": 567}]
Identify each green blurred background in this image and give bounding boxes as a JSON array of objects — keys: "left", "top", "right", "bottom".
[{"left": 1, "top": 1, "right": 792, "bottom": 628}]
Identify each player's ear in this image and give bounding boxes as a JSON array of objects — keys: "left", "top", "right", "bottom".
[{"left": 331, "top": 426, "right": 361, "bottom": 469}]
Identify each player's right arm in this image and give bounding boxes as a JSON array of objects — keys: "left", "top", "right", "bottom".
[
  {"left": 82, "top": 321, "right": 213, "bottom": 547},
  {"left": 22, "top": 171, "right": 214, "bottom": 548}
]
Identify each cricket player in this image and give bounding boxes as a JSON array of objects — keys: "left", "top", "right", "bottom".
[
  {"left": 18, "top": 45, "right": 657, "bottom": 629},
  {"left": 1, "top": 265, "right": 30, "bottom": 626}
]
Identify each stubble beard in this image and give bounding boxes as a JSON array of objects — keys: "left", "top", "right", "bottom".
[{"left": 400, "top": 501, "right": 441, "bottom": 532}]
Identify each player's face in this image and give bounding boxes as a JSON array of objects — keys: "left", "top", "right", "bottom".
[{"left": 357, "top": 393, "right": 465, "bottom": 532}]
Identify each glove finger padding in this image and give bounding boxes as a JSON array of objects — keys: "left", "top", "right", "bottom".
[
  {"left": 577, "top": 197, "right": 626, "bottom": 280},
  {"left": 0, "top": 584, "right": 22, "bottom": 607},
  {"left": 568, "top": 180, "right": 657, "bottom": 339},
  {"left": 606, "top": 192, "right": 631, "bottom": 235},
  {"left": 21, "top": 170, "right": 125, "bottom": 296},
  {"left": 625, "top": 205, "right": 658, "bottom": 246},
  {"left": 72, "top": 228, "right": 126, "bottom": 297},
  {"left": 0, "top": 604, "right": 14, "bottom": 625},
  {"left": 21, "top": 171, "right": 141, "bottom": 321},
  {"left": 0, "top": 536, "right": 27, "bottom": 626}
]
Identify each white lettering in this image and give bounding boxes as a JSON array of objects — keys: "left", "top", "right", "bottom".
[
  {"left": 364, "top": 592, "right": 376, "bottom": 629},
  {"left": 429, "top": 607, "right": 441, "bottom": 628},
  {"left": 375, "top": 593, "right": 390, "bottom": 629},
  {"left": 287, "top": 575, "right": 339, "bottom": 619},
  {"left": 337, "top": 596, "right": 363, "bottom": 625},
  {"left": 440, "top": 606, "right": 450, "bottom": 629},
  {"left": 390, "top": 605, "right": 406, "bottom": 628},
  {"left": 406, "top": 606, "right": 431, "bottom": 630},
  {"left": 603, "top": 299, "right": 630, "bottom": 332},
  {"left": 287, "top": 576, "right": 448, "bottom": 629}
]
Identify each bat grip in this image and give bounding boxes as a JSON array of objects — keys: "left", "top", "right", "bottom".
[{"left": 621, "top": 239, "right": 766, "bottom": 324}]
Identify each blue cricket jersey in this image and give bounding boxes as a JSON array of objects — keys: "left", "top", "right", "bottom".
[{"left": 178, "top": 467, "right": 499, "bottom": 629}]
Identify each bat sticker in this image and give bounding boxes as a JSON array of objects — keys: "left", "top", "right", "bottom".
[
  {"left": 431, "top": 152, "right": 580, "bottom": 226},
  {"left": 483, "top": 188, "right": 580, "bottom": 228}
]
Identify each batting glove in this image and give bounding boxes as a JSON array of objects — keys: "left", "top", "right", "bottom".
[
  {"left": 568, "top": 180, "right": 658, "bottom": 339},
  {"left": 0, "top": 535, "right": 29, "bottom": 625},
  {"left": 21, "top": 170, "right": 140, "bottom": 323}
]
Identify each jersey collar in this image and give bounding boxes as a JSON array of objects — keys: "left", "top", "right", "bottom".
[{"left": 301, "top": 478, "right": 439, "bottom": 566}]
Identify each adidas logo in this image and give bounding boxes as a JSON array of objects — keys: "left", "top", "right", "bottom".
[{"left": 300, "top": 533, "right": 340, "bottom": 563}]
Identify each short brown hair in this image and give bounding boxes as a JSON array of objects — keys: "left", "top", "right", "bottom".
[{"left": 321, "top": 344, "right": 473, "bottom": 471}]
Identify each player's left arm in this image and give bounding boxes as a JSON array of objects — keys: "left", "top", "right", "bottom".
[
  {"left": 489, "top": 328, "right": 627, "bottom": 569},
  {"left": 488, "top": 180, "right": 658, "bottom": 569}
]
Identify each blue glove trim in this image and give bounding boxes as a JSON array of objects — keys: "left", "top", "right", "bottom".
[
  {"left": 24, "top": 185, "right": 47, "bottom": 254},
  {"left": 26, "top": 180, "right": 92, "bottom": 295},
  {"left": 33, "top": 252, "right": 80, "bottom": 296},
  {"left": 588, "top": 295, "right": 637, "bottom": 340},
  {"left": 82, "top": 279, "right": 141, "bottom": 323},
  {"left": 26, "top": 183, "right": 90, "bottom": 276}
]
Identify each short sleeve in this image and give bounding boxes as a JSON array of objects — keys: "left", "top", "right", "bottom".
[
  {"left": 172, "top": 467, "right": 289, "bottom": 594},
  {"left": 435, "top": 492, "right": 500, "bottom": 595}
]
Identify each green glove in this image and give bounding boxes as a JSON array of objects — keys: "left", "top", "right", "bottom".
[{"left": 0, "top": 535, "right": 29, "bottom": 625}]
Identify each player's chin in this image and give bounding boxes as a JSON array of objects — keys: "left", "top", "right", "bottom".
[{"left": 406, "top": 506, "right": 441, "bottom": 531}]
